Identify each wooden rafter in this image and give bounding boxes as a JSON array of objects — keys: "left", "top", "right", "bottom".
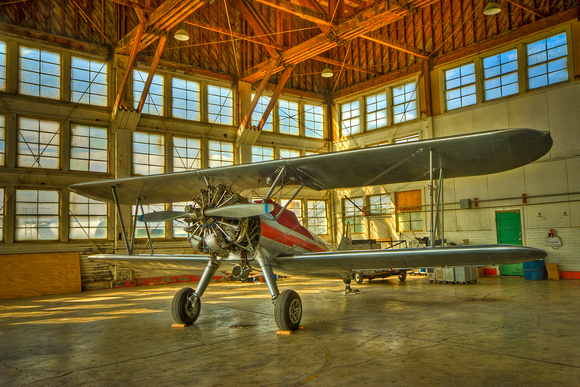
[
  {"left": 251, "top": 0, "right": 334, "bottom": 27},
  {"left": 234, "top": 0, "right": 279, "bottom": 57},
  {"left": 258, "top": 65, "right": 295, "bottom": 131},
  {"left": 137, "top": 35, "right": 168, "bottom": 113},
  {"left": 362, "top": 32, "right": 431, "bottom": 59},
  {"left": 506, "top": 0, "right": 547, "bottom": 18},
  {"left": 113, "top": 21, "right": 145, "bottom": 116}
]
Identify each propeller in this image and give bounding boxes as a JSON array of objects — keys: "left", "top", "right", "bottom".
[{"left": 137, "top": 203, "right": 274, "bottom": 223}]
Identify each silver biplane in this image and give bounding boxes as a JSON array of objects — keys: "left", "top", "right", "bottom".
[{"left": 70, "top": 128, "right": 551, "bottom": 331}]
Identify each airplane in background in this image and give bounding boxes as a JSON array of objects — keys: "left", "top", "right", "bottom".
[{"left": 70, "top": 128, "right": 552, "bottom": 331}]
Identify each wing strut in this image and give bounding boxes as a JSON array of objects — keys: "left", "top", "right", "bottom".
[
  {"left": 112, "top": 186, "right": 132, "bottom": 254},
  {"left": 428, "top": 148, "right": 445, "bottom": 248},
  {"left": 275, "top": 184, "right": 304, "bottom": 220},
  {"left": 264, "top": 166, "right": 286, "bottom": 202}
]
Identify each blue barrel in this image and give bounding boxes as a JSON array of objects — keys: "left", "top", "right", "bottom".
[{"left": 523, "top": 260, "right": 546, "bottom": 280}]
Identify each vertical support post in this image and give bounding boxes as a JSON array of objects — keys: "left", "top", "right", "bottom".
[
  {"left": 112, "top": 186, "right": 131, "bottom": 254},
  {"left": 429, "top": 148, "right": 434, "bottom": 248},
  {"left": 139, "top": 203, "right": 155, "bottom": 254},
  {"left": 130, "top": 198, "right": 141, "bottom": 255}
]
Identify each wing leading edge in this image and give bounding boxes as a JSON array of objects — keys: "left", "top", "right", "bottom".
[
  {"left": 272, "top": 245, "right": 547, "bottom": 277},
  {"left": 69, "top": 129, "right": 552, "bottom": 205}
]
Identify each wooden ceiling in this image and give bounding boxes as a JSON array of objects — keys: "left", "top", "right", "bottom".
[{"left": 0, "top": 0, "right": 577, "bottom": 99}]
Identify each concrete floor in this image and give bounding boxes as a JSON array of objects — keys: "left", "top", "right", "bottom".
[{"left": 1, "top": 275, "right": 579, "bottom": 386}]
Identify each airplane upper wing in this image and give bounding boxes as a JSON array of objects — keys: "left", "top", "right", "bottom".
[
  {"left": 70, "top": 129, "right": 552, "bottom": 205},
  {"left": 272, "top": 245, "right": 547, "bottom": 277}
]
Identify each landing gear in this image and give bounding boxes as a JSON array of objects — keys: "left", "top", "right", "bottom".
[
  {"left": 274, "top": 289, "right": 302, "bottom": 331},
  {"left": 171, "top": 287, "right": 201, "bottom": 325},
  {"left": 343, "top": 277, "right": 360, "bottom": 295},
  {"left": 354, "top": 271, "right": 364, "bottom": 284},
  {"left": 398, "top": 270, "right": 407, "bottom": 282}
]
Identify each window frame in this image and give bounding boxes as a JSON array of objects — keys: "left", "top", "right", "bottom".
[
  {"left": 70, "top": 56, "right": 108, "bottom": 107},
  {"left": 132, "top": 131, "right": 165, "bottom": 176},
  {"left": 15, "top": 189, "right": 60, "bottom": 241},
  {"left": 69, "top": 192, "right": 108, "bottom": 240},
  {"left": 133, "top": 69, "right": 164, "bottom": 116},
  {"left": 307, "top": 200, "right": 328, "bottom": 235},
  {"left": 17, "top": 116, "right": 61, "bottom": 170},
  {"left": 70, "top": 123, "right": 108, "bottom": 173},
  {"left": 19, "top": 45, "right": 61, "bottom": 100}
]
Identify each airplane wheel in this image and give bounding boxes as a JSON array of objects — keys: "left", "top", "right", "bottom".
[
  {"left": 171, "top": 287, "right": 201, "bottom": 325},
  {"left": 275, "top": 289, "right": 302, "bottom": 331},
  {"left": 354, "top": 272, "right": 364, "bottom": 284},
  {"left": 398, "top": 271, "right": 407, "bottom": 282}
]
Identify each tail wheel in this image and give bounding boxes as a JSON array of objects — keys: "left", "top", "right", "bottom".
[
  {"left": 399, "top": 271, "right": 407, "bottom": 282},
  {"left": 171, "top": 287, "right": 201, "bottom": 325},
  {"left": 275, "top": 289, "right": 302, "bottom": 331}
]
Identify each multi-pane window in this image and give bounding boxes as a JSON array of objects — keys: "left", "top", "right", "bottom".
[
  {"left": 208, "top": 85, "right": 234, "bottom": 125},
  {"left": 281, "top": 199, "right": 302, "bottom": 221},
  {"left": 19, "top": 46, "right": 61, "bottom": 99},
  {"left": 251, "top": 94, "right": 273, "bottom": 131},
  {"left": 0, "top": 115, "right": 4, "bottom": 166},
  {"left": 208, "top": 140, "right": 234, "bottom": 167},
  {"left": 395, "top": 134, "right": 420, "bottom": 143},
  {"left": 0, "top": 41, "right": 6, "bottom": 91},
  {"left": 483, "top": 49, "right": 519, "bottom": 101},
  {"left": 71, "top": 57, "right": 108, "bottom": 106},
  {"left": 278, "top": 99, "right": 299, "bottom": 135},
  {"left": 0, "top": 188, "right": 3, "bottom": 241},
  {"left": 366, "top": 92, "right": 387, "bottom": 130},
  {"left": 70, "top": 124, "right": 108, "bottom": 173},
  {"left": 307, "top": 200, "right": 327, "bottom": 235},
  {"left": 133, "top": 69, "right": 164, "bottom": 115},
  {"left": 17, "top": 117, "right": 60, "bottom": 169},
  {"left": 445, "top": 63, "right": 476, "bottom": 111},
  {"left": 396, "top": 190, "right": 422, "bottom": 231},
  {"left": 304, "top": 104, "right": 324, "bottom": 138},
  {"left": 369, "top": 194, "right": 392, "bottom": 215},
  {"left": 15, "top": 189, "right": 59, "bottom": 241},
  {"left": 133, "top": 204, "right": 165, "bottom": 239},
  {"left": 172, "top": 78, "right": 201, "bottom": 121},
  {"left": 280, "top": 148, "right": 300, "bottom": 159},
  {"left": 251, "top": 146, "right": 274, "bottom": 163},
  {"left": 172, "top": 202, "right": 191, "bottom": 238},
  {"left": 341, "top": 100, "right": 360, "bottom": 136},
  {"left": 133, "top": 132, "right": 165, "bottom": 175},
  {"left": 527, "top": 33, "right": 568, "bottom": 89},
  {"left": 69, "top": 192, "right": 107, "bottom": 239},
  {"left": 344, "top": 197, "right": 364, "bottom": 234},
  {"left": 173, "top": 136, "right": 201, "bottom": 171},
  {"left": 393, "top": 82, "right": 417, "bottom": 123}
]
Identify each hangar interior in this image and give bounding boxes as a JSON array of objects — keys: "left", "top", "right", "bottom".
[{"left": 0, "top": 0, "right": 579, "bottom": 384}]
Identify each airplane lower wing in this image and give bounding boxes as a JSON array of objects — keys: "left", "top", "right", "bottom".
[
  {"left": 88, "top": 254, "right": 214, "bottom": 275},
  {"left": 272, "top": 245, "right": 547, "bottom": 278}
]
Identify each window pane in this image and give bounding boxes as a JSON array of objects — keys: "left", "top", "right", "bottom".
[
  {"left": 133, "top": 69, "right": 164, "bottom": 115},
  {"left": 19, "top": 46, "right": 61, "bottom": 100},
  {"left": 278, "top": 99, "right": 299, "bottom": 135},
  {"left": 251, "top": 145, "right": 274, "bottom": 163},
  {"left": 133, "top": 132, "right": 165, "bottom": 175},
  {"left": 0, "top": 115, "right": 5, "bottom": 166},
  {"left": 172, "top": 77, "right": 200, "bottom": 121},
  {"left": 307, "top": 200, "right": 327, "bottom": 235},
  {"left": 340, "top": 100, "right": 360, "bottom": 136},
  {"left": 445, "top": 63, "right": 476, "bottom": 110},
  {"left": 527, "top": 33, "right": 568, "bottom": 89},
  {"left": 393, "top": 82, "right": 417, "bottom": 123},
  {"left": 71, "top": 57, "right": 108, "bottom": 106},
  {"left": 208, "top": 85, "right": 234, "bottom": 125},
  {"left": 70, "top": 124, "right": 108, "bottom": 172},
  {"left": 208, "top": 140, "right": 233, "bottom": 167},
  {"left": 17, "top": 117, "right": 60, "bottom": 169},
  {"left": 133, "top": 204, "right": 165, "bottom": 238},
  {"left": 0, "top": 41, "right": 6, "bottom": 92},
  {"left": 251, "top": 94, "right": 273, "bottom": 131},
  {"left": 304, "top": 104, "right": 324, "bottom": 138},
  {"left": 483, "top": 49, "right": 519, "bottom": 101},
  {"left": 69, "top": 192, "right": 107, "bottom": 239},
  {"left": 366, "top": 92, "right": 388, "bottom": 130},
  {"left": 173, "top": 136, "right": 201, "bottom": 171},
  {"left": 15, "top": 189, "right": 59, "bottom": 241}
]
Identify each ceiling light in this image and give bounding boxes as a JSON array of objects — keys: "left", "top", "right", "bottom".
[
  {"left": 484, "top": 2, "right": 501, "bottom": 15},
  {"left": 174, "top": 25, "right": 190, "bottom": 41},
  {"left": 321, "top": 64, "right": 333, "bottom": 78}
]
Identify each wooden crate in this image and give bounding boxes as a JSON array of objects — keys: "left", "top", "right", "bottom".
[{"left": 0, "top": 252, "right": 81, "bottom": 299}]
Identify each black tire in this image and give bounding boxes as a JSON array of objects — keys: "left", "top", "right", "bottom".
[
  {"left": 354, "top": 272, "right": 364, "bottom": 284},
  {"left": 398, "top": 270, "right": 407, "bottom": 282},
  {"left": 274, "top": 289, "right": 302, "bottom": 331},
  {"left": 171, "top": 287, "right": 201, "bottom": 325}
]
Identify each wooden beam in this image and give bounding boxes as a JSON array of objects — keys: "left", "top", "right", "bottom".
[
  {"left": 258, "top": 65, "right": 295, "bottom": 131},
  {"left": 362, "top": 32, "right": 431, "bottom": 59},
  {"left": 113, "top": 21, "right": 145, "bottom": 116},
  {"left": 239, "top": 60, "right": 278, "bottom": 130},
  {"left": 137, "top": 35, "right": 168, "bottom": 113},
  {"left": 252, "top": 0, "right": 334, "bottom": 27},
  {"left": 234, "top": 0, "right": 279, "bottom": 57},
  {"left": 506, "top": 0, "right": 547, "bottom": 18}
]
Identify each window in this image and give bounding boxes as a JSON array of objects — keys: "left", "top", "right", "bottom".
[
  {"left": 396, "top": 190, "right": 422, "bottom": 231},
  {"left": 344, "top": 197, "right": 364, "bottom": 234},
  {"left": 340, "top": 100, "right": 360, "bottom": 136},
  {"left": 445, "top": 63, "right": 476, "bottom": 110},
  {"left": 133, "top": 69, "right": 164, "bottom": 115},
  {"left": 19, "top": 46, "right": 61, "bottom": 99},
  {"left": 69, "top": 192, "right": 107, "bottom": 239},
  {"left": 0, "top": 188, "right": 3, "bottom": 241},
  {"left": 70, "top": 124, "right": 108, "bottom": 173},
  {"left": 304, "top": 104, "right": 324, "bottom": 138},
  {"left": 280, "top": 148, "right": 300, "bottom": 159},
  {"left": 172, "top": 78, "right": 201, "bottom": 121},
  {"left": 172, "top": 202, "right": 191, "bottom": 238},
  {"left": 393, "top": 82, "right": 417, "bottom": 123},
  {"left": 17, "top": 117, "right": 60, "bottom": 169},
  {"left": 133, "top": 204, "right": 165, "bottom": 238},
  {"left": 71, "top": 57, "right": 108, "bottom": 106},
  {"left": 15, "top": 189, "right": 59, "bottom": 241},
  {"left": 278, "top": 99, "right": 299, "bottom": 135},
  {"left": 366, "top": 92, "right": 387, "bottom": 130},
  {"left": 483, "top": 49, "right": 519, "bottom": 100},
  {"left": 251, "top": 94, "right": 273, "bottom": 131},
  {"left": 527, "top": 33, "right": 568, "bottom": 89},
  {"left": 208, "top": 140, "right": 234, "bottom": 167},
  {"left": 252, "top": 146, "right": 274, "bottom": 163},
  {"left": 173, "top": 136, "right": 201, "bottom": 171},
  {"left": 369, "top": 194, "right": 392, "bottom": 215},
  {"left": 0, "top": 115, "right": 5, "bottom": 166},
  {"left": 0, "top": 41, "right": 6, "bottom": 91},
  {"left": 281, "top": 199, "right": 302, "bottom": 220},
  {"left": 133, "top": 132, "right": 165, "bottom": 175},
  {"left": 208, "top": 85, "right": 234, "bottom": 125},
  {"left": 307, "top": 200, "right": 327, "bottom": 234},
  {"left": 395, "top": 134, "right": 420, "bottom": 143}
]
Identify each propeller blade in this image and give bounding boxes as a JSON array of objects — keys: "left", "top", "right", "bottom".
[
  {"left": 138, "top": 211, "right": 189, "bottom": 222},
  {"left": 205, "top": 203, "right": 274, "bottom": 218}
]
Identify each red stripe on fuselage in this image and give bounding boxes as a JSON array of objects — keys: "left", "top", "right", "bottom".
[{"left": 261, "top": 222, "right": 326, "bottom": 253}]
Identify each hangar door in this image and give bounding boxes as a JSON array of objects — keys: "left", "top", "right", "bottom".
[{"left": 496, "top": 210, "right": 524, "bottom": 276}]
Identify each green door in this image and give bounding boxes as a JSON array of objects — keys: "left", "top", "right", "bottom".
[{"left": 496, "top": 211, "right": 524, "bottom": 276}]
